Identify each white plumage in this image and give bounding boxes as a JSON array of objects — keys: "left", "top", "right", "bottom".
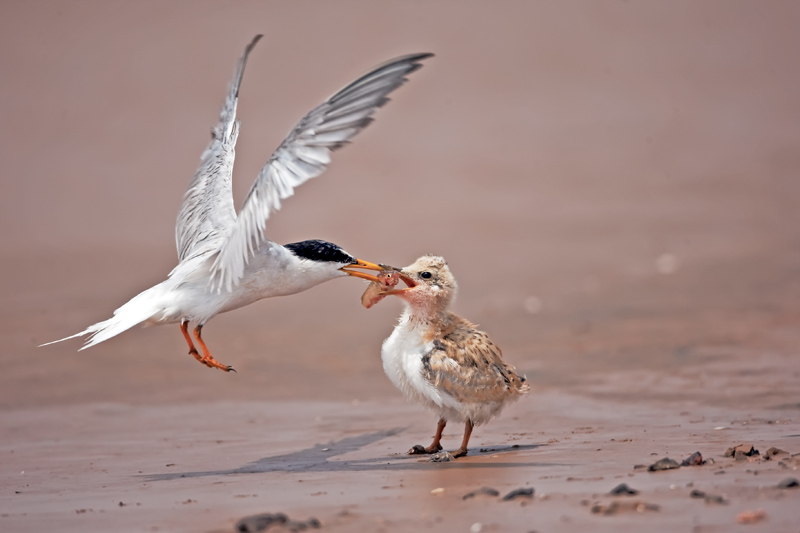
[
  {"left": 42, "top": 36, "right": 432, "bottom": 371},
  {"left": 367, "top": 256, "right": 529, "bottom": 458}
]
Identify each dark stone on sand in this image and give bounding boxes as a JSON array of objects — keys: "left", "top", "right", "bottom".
[
  {"left": 503, "top": 487, "right": 535, "bottom": 500},
  {"left": 724, "top": 443, "right": 759, "bottom": 460},
  {"left": 680, "top": 451, "right": 704, "bottom": 466},
  {"left": 236, "top": 513, "right": 287, "bottom": 533},
  {"left": 462, "top": 487, "right": 500, "bottom": 500},
  {"left": 609, "top": 483, "right": 638, "bottom": 496},
  {"left": 704, "top": 494, "right": 727, "bottom": 505},
  {"left": 408, "top": 444, "right": 428, "bottom": 454},
  {"left": 764, "top": 447, "right": 788, "bottom": 459},
  {"left": 648, "top": 457, "right": 680, "bottom": 471},
  {"left": 777, "top": 478, "right": 799, "bottom": 489},
  {"left": 236, "top": 514, "right": 320, "bottom": 533},
  {"left": 591, "top": 501, "right": 660, "bottom": 515},
  {"left": 690, "top": 489, "right": 727, "bottom": 504}
]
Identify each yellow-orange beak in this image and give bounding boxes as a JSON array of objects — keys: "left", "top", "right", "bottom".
[{"left": 340, "top": 259, "right": 396, "bottom": 282}]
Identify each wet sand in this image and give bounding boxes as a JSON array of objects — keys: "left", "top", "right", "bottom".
[{"left": 2, "top": 1, "right": 800, "bottom": 531}]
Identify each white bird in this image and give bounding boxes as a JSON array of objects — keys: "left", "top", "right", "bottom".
[
  {"left": 42, "top": 35, "right": 432, "bottom": 371},
  {"left": 363, "top": 256, "right": 529, "bottom": 458}
]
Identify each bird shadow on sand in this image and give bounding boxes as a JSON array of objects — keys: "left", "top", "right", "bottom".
[{"left": 145, "top": 427, "right": 559, "bottom": 482}]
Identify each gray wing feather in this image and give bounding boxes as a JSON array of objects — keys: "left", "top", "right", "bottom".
[
  {"left": 175, "top": 35, "right": 263, "bottom": 263},
  {"left": 208, "top": 52, "right": 433, "bottom": 292}
]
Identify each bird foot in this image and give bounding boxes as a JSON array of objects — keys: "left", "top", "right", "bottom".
[
  {"left": 189, "top": 348, "right": 235, "bottom": 372},
  {"left": 451, "top": 448, "right": 468, "bottom": 458},
  {"left": 203, "top": 357, "right": 235, "bottom": 372},
  {"left": 407, "top": 443, "right": 443, "bottom": 455}
]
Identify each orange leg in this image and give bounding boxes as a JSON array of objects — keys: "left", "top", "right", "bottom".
[
  {"left": 180, "top": 321, "right": 235, "bottom": 372},
  {"left": 180, "top": 321, "right": 208, "bottom": 366},
  {"left": 192, "top": 324, "right": 235, "bottom": 372},
  {"left": 450, "top": 420, "right": 474, "bottom": 458},
  {"left": 408, "top": 418, "right": 446, "bottom": 455}
]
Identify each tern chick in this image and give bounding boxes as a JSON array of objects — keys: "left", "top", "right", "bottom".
[{"left": 369, "top": 256, "right": 529, "bottom": 458}]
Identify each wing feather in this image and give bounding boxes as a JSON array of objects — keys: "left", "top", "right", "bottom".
[
  {"left": 208, "top": 52, "right": 433, "bottom": 292},
  {"left": 422, "top": 317, "right": 529, "bottom": 404},
  {"left": 174, "top": 35, "right": 263, "bottom": 263}
]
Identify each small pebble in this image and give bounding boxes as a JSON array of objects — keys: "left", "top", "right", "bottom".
[
  {"left": 724, "top": 443, "right": 759, "bottom": 460},
  {"left": 765, "top": 447, "right": 788, "bottom": 459},
  {"left": 591, "top": 501, "right": 659, "bottom": 515},
  {"left": 680, "top": 451, "right": 704, "bottom": 466},
  {"left": 503, "top": 488, "right": 534, "bottom": 501},
  {"left": 777, "top": 478, "right": 799, "bottom": 489},
  {"left": 609, "top": 483, "right": 638, "bottom": 496},
  {"left": 689, "top": 489, "right": 727, "bottom": 505},
  {"left": 235, "top": 513, "right": 288, "bottom": 533},
  {"left": 704, "top": 494, "right": 727, "bottom": 505},
  {"left": 462, "top": 487, "right": 499, "bottom": 500},
  {"left": 648, "top": 457, "right": 680, "bottom": 471},
  {"left": 408, "top": 444, "right": 427, "bottom": 454},
  {"left": 430, "top": 487, "right": 445, "bottom": 495}
]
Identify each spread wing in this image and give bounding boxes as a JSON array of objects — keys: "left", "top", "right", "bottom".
[
  {"left": 175, "top": 35, "right": 263, "bottom": 263},
  {"left": 207, "top": 52, "right": 433, "bottom": 292},
  {"left": 422, "top": 317, "right": 529, "bottom": 404}
]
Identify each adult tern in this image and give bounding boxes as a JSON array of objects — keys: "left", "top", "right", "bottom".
[{"left": 43, "top": 35, "right": 432, "bottom": 372}]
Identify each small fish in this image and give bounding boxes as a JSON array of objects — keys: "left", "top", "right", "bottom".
[{"left": 360, "top": 270, "right": 401, "bottom": 309}]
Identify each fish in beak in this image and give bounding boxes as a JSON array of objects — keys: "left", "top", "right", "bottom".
[
  {"left": 340, "top": 259, "right": 396, "bottom": 283},
  {"left": 360, "top": 269, "right": 417, "bottom": 308}
]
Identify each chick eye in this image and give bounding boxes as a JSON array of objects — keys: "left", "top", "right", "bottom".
[{"left": 420, "top": 271, "right": 432, "bottom": 279}]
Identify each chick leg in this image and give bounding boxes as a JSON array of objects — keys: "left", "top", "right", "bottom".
[
  {"left": 408, "top": 418, "right": 446, "bottom": 455},
  {"left": 450, "top": 420, "right": 474, "bottom": 458}
]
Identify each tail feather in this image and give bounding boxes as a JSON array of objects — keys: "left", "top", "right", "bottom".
[
  {"left": 39, "top": 322, "right": 110, "bottom": 348},
  {"left": 40, "top": 283, "right": 168, "bottom": 350}
]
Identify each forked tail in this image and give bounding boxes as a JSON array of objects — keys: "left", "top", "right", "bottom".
[{"left": 40, "top": 284, "right": 165, "bottom": 350}]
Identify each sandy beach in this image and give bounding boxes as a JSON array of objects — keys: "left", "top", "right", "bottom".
[{"left": 2, "top": 1, "right": 799, "bottom": 531}]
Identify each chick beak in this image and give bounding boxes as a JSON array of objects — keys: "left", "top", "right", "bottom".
[
  {"left": 340, "top": 259, "right": 391, "bottom": 282},
  {"left": 383, "top": 271, "right": 417, "bottom": 295}
]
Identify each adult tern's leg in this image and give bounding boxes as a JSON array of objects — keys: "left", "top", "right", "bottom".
[
  {"left": 180, "top": 320, "right": 211, "bottom": 368},
  {"left": 192, "top": 324, "right": 235, "bottom": 372}
]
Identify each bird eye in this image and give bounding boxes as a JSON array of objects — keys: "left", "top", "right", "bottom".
[{"left": 420, "top": 271, "right": 432, "bottom": 279}]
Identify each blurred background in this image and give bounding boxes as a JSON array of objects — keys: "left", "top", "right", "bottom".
[{"left": 2, "top": 0, "right": 799, "bottom": 408}]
